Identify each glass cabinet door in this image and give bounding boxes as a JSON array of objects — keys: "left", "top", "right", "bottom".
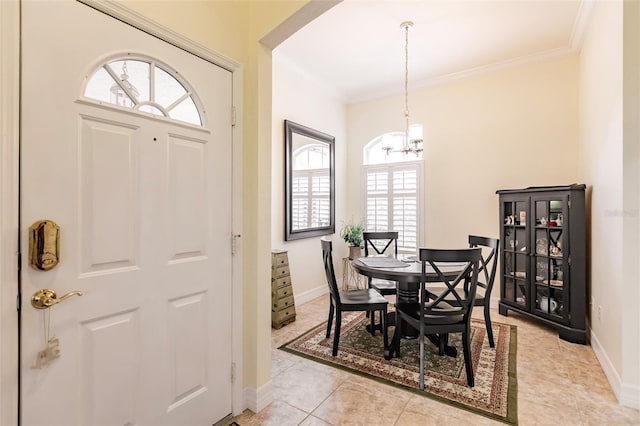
[
  {"left": 498, "top": 185, "right": 586, "bottom": 344},
  {"left": 531, "top": 195, "right": 568, "bottom": 322},
  {"left": 501, "top": 198, "right": 529, "bottom": 309}
]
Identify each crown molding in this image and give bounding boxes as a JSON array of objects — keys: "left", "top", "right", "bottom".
[
  {"left": 414, "top": 46, "right": 576, "bottom": 90},
  {"left": 570, "top": 0, "right": 596, "bottom": 53},
  {"left": 350, "top": 45, "right": 576, "bottom": 104}
]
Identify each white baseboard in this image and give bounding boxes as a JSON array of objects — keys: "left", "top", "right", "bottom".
[
  {"left": 243, "top": 380, "right": 273, "bottom": 413},
  {"left": 620, "top": 382, "right": 640, "bottom": 410},
  {"left": 591, "top": 330, "right": 622, "bottom": 397},
  {"left": 295, "top": 285, "right": 328, "bottom": 306},
  {"left": 591, "top": 329, "right": 640, "bottom": 410}
]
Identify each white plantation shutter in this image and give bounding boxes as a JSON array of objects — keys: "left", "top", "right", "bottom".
[
  {"left": 293, "top": 169, "right": 330, "bottom": 229},
  {"left": 311, "top": 172, "right": 330, "bottom": 227},
  {"left": 363, "top": 162, "right": 422, "bottom": 252},
  {"left": 292, "top": 175, "right": 308, "bottom": 230},
  {"left": 392, "top": 169, "right": 418, "bottom": 250},
  {"left": 366, "top": 171, "right": 389, "bottom": 231}
]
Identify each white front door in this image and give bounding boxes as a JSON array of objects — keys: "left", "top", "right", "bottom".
[{"left": 21, "top": 2, "right": 233, "bottom": 425}]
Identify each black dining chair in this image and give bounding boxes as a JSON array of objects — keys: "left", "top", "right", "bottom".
[
  {"left": 443, "top": 235, "right": 499, "bottom": 347},
  {"left": 363, "top": 231, "right": 399, "bottom": 296},
  {"left": 321, "top": 238, "right": 389, "bottom": 356},
  {"left": 394, "top": 247, "right": 481, "bottom": 389},
  {"left": 363, "top": 231, "right": 399, "bottom": 332}
]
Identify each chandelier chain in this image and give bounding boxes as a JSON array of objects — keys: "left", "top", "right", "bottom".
[
  {"left": 382, "top": 21, "right": 423, "bottom": 157},
  {"left": 404, "top": 22, "right": 410, "bottom": 142}
]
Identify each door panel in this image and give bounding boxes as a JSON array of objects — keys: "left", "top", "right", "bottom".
[
  {"left": 80, "top": 116, "right": 139, "bottom": 272},
  {"left": 21, "top": 2, "right": 232, "bottom": 425},
  {"left": 168, "top": 136, "right": 207, "bottom": 259},
  {"left": 80, "top": 310, "right": 138, "bottom": 425}
]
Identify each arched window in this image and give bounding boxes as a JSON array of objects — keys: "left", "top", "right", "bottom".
[
  {"left": 363, "top": 129, "right": 423, "bottom": 165},
  {"left": 84, "top": 56, "right": 203, "bottom": 126},
  {"left": 292, "top": 144, "right": 331, "bottom": 230},
  {"left": 362, "top": 132, "right": 423, "bottom": 252}
]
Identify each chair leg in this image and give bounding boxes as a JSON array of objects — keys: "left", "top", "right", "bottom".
[
  {"left": 365, "top": 279, "right": 373, "bottom": 320},
  {"left": 438, "top": 333, "right": 448, "bottom": 356},
  {"left": 419, "top": 329, "right": 425, "bottom": 391},
  {"left": 370, "top": 310, "right": 377, "bottom": 336},
  {"left": 332, "top": 312, "right": 342, "bottom": 356},
  {"left": 462, "top": 329, "right": 474, "bottom": 387},
  {"left": 326, "top": 303, "right": 334, "bottom": 338},
  {"left": 484, "top": 304, "right": 495, "bottom": 348},
  {"left": 381, "top": 307, "right": 388, "bottom": 355},
  {"left": 393, "top": 312, "right": 402, "bottom": 358}
]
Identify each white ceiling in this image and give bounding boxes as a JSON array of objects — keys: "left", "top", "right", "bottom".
[{"left": 274, "top": 0, "right": 592, "bottom": 103}]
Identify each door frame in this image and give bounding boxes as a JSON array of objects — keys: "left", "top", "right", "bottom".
[{"left": 0, "top": 1, "right": 245, "bottom": 423}]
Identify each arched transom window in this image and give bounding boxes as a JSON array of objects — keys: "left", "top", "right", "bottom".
[{"left": 84, "top": 57, "right": 203, "bottom": 126}]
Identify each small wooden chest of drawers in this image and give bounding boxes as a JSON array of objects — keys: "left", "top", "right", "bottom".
[{"left": 271, "top": 250, "right": 296, "bottom": 329}]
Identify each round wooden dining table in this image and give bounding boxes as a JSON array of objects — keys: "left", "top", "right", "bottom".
[{"left": 351, "top": 255, "right": 466, "bottom": 359}]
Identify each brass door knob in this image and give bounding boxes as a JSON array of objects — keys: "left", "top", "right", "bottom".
[{"left": 31, "top": 288, "right": 83, "bottom": 309}]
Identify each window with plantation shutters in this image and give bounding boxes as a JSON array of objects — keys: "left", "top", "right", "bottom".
[
  {"left": 292, "top": 144, "right": 331, "bottom": 230},
  {"left": 363, "top": 133, "right": 423, "bottom": 253}
]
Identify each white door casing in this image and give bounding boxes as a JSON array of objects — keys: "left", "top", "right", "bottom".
[
  {"left": 21, "top": 2, "right": 235, "bottom": 425},
  {"left": 0, "top": 0, "right": 20, "bottom": 424}
]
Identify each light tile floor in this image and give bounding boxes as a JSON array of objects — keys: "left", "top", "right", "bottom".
[{"left": 234, "top": 295, "right": 640, "bottom": 426}]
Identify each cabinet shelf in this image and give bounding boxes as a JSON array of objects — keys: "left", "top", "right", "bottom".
[
  {"left": 533, "top": 254, "right": 563, "bottom": 260},
  {"left": 504, "top": 249, "right": 526, "bottom": 254},
  {"left": 497, "top": 185, "right": 587, "bottom": 344}
]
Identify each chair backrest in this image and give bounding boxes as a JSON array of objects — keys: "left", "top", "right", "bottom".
[
  {"left": 418, "top": 247, "right": 482, "bottom": 319},
  {"left": 321, "top": 238, "right": 341, "bottom": 304},
  {"left": 468, "top": 235, "right": 499, "bottom": 296},
  {"left": 363, "top": 231, "right": 398, "bottom": 256}
]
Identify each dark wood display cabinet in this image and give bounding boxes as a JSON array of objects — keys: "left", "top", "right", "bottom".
[{"left": 496, "top": 185, "right": 587, "bottom": 344}]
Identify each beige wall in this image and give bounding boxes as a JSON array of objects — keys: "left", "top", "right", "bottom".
[
  {"left": 271, "top": 55, "right": 347, "bottom": 299},
  {"left": 580, "top": 0, "right": 640, "bottom": 406},
  {"left": 579, "top": 0, "right": 625, "bottom": 384},
  {"left": 622, "top": 0, "right": 640, "bottom": 402},
  {"left": 347, "top": 56, "right": 581, "bottom": 250}
]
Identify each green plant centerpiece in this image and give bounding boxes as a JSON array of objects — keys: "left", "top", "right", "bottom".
[{"left": 340, "top": 223, "right": 364, "bottom": 259}]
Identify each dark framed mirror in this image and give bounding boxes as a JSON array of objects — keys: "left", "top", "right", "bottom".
[{"left": 284, "top": 120, "right": 335, "bottom": 241}]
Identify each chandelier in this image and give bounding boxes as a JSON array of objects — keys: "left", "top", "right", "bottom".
[{"left": 382, "top": 21, "right": 424, "bottom": 156}]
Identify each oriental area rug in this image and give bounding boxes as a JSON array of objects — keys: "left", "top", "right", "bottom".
[{"left": 279, "top": 312, "right": 518, "bottom": 425}]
